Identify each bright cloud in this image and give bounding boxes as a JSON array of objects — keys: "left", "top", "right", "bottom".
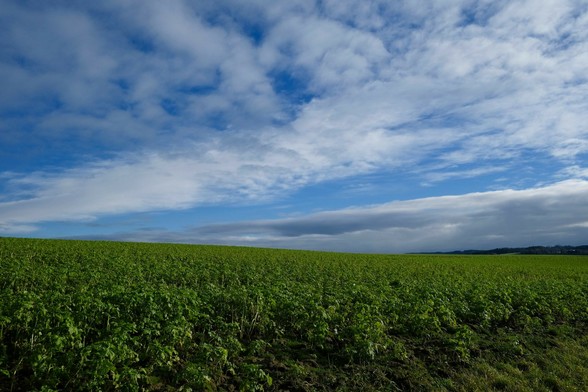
[{"left": 1, "top": 0, "right": 587, "bottom": 252}]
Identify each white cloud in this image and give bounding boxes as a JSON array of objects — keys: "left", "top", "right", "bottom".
[
  {"left": 3, "top": 0, "right": 587, "bottom": 155},
  {"left": 422, "top": 166, "right": 507, "bottom": 184},
  {"left": 0, "top": 223, "right": 38, "bottom": 234},
  {"left": 558, "top": 165, "right": 588, "bottom": 179},
  {"left": 261, "top": 15, "right": 389, "bottom": 93}
]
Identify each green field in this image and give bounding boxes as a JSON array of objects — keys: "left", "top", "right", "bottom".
[{"left": 1, "top": 238, "right": 587, "bottom": 391}]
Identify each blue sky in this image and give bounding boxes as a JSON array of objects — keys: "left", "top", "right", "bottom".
[{"left": 1, "top": 0, "right": 588, "bottom": 253}]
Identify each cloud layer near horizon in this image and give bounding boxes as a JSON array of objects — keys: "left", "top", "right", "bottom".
[
  {"left": 71, "top": 180, "right": 588, "bottom": 253},
  {"left": 1, "top": 0, "right": 588, "bottom": 251}
]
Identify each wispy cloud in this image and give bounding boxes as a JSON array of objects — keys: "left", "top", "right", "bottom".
[{"left": 422, "top": 166, "right": 508, "bottom": 184}]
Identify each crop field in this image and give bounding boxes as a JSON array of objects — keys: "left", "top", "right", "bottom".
[{"left": 1, "top": 238, "right": 588, "bottom": 391}]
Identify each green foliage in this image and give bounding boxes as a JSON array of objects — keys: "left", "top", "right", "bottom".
[{"left": 1, "top": 238, "right": 587, "bottom": 390}]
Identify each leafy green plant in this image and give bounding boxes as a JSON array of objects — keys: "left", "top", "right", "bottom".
[{"left": 1, "top": 238, "right": 587, "bottom": 391}]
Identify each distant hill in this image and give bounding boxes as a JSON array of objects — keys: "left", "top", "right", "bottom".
[{"left": 432, "top": 245, "right": 588, "bottom": 255}]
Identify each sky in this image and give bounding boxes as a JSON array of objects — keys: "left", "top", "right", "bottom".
[{"left": 1, "top": 0, "right": 588, "bottom": 253}]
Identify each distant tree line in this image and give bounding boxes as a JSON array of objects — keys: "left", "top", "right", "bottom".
[{"left": 436, "top": 245, "right": 588, "bottom": 255}]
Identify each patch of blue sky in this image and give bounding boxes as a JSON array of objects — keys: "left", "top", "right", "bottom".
[
  {"left": 0, "top": 147, "right": 65, "bottom": 174},
  {"left": 235, "top": 18, "right": 265, "bottom": 46},
  {"left": 31, "top": 202, "right": 287, "bottom": 240},
  {"left": 162, "top": 162, "right": 520, "bottom": 222},
  {"left": 269, "top": 70, "right": 314, "bottom": 124},
  {"left": 32, "top": 217, "right": 153, "bottom": 240},
  {"left": 0, "top": 124, "right": 122, "bottom": 175},
  {"left": 160, "top": 98, "right": 180, "bottom": 116},
  {"left": 127, "top": 34, "right": 156, "bottom": 54},
  {"left": 197, "top": 2, "right": 266, "bottom": 46},
  {"left": 571, "top": 3, "right": 588, "bottom": 20},
  {"left": 562, "top": 70, "right": 588, "bottom": 87},
  {"left": 0, "top": 133, "right": 67, "bottom": 174},
  {"left": 439, "top": 154, "right": 569, "bottom": 191},
  {"left": 4, "top": 52, "right": 37, "bottom": 71},
  {"left": 423, "top": 170, "right": 512, "bottom": 194},
  {"left": 180, "top": 67, "right": 222, "bottom": 94},
  {"left": 271, "top": 70, "right": 313, "bottom": 103},
  {"left": 178, "top": 84, "right": 219, "bottom": 96},
  {"left": 159, "top": 81, "right": 222, "bottom": 118},
  {"left": 546, "top": 31, "right": 584, "bottom": 55},
  {"left": 1, "top": 92, "right": 62, "bottom": 116},
  {"left": 112, "top": 78, "right": 130, "bottom": 92},
  {"left": 199, "top": 110, "right": 233, "bottom": 131},
  {"left": 457, "top": 3, "right": 502, "bottom": 27},
  {"left": 276, "top": 171, "right": 422, "bottom": 213}
]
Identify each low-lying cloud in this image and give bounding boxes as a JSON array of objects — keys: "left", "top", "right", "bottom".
[{"left": 77, "top": 180, "right": 588, "bottom": 253}]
